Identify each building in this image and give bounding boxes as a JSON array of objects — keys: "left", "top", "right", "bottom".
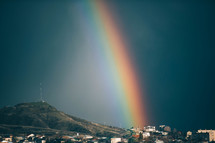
[
  {"left": 111, "top": 138, "right": 121, "bottom": 143},
  {"left": 155, "top": 139, "right": 164, "bottom": 143},
  {"left": 159, "top": 125, "right": 166, "bottom": 131},
  {"left": 186, "top": 131, "right": 192, "bottom": 138},
  {"left": 191, "top": 132, "right": 209, "bottom": 142},
  {"left": 130, "top": 127, "right": 143, "bottom": 135},
  {"left": 198, "top": 130, "right": 215, "bottom": 142},
  {"left": 164, "top": 126, "right": 171, "bottom": 132},
  {"left": 159, "top": 125, "right": 171, "bottom": 132},
  {"left": 144, "top": 126, "right": 156, "bottom": 132},
  {"left": 142, "top": 132, "right": 150, "bottom": 138},
  {"left": 161, "top": 132, "right": 168, "bottom": 136},
  {"left": 84, "top": 135, "right": 93, "bottom": 139}
]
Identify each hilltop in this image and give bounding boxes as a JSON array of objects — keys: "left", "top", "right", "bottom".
[{"left": 0, "top": 102, "right": 126, "bottom": 137}]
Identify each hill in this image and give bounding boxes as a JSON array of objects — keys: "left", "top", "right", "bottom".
[{"left": 0, "top": 102, "right": 126, "bottom": 137}]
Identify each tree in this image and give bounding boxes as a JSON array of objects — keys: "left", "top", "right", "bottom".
[{"left": 138, "top": 132, "right": 143, "bottom": 142}]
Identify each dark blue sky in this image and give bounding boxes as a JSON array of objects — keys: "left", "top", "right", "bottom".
[{"left": 0, "top": 0, "right": 215, "bottom": 131}]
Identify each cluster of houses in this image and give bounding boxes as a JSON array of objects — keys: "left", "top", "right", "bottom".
[
  {"left": 0, "top": 125, "right": 215, "bottom": 143},
  {"left": 0, "top": 134, "right": 46, "bottom": 143},
  {"left": 129, "top": 125, "right": 215, "bottom": 142},
  {"left": 0, "top": 133, "right": 125, "bottom": 143}
]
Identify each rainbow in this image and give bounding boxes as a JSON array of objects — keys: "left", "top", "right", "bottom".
[{"left": 76, "top": 0, "right": 147, "bottom": 128}]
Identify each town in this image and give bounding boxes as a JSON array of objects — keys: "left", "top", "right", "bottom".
[{"left": 0, "top": 125, "right": 214, "bottom": 143}]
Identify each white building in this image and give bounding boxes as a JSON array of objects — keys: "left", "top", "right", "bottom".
[
  {"left": 84, "top": 135, "right": 93, "bottom": 139},
  {"left": 161, "top": 132, "right": 168, "bottom": 136},
  {"left": 4, "top": 138, "right": 12, "bottom": 142},
  {"left": 111, "top": 138, "right": 121, "bottom": 143},
  {"left": 142, "top": 132, "right": 150, "bottom": 138},
  {"left": 144, "top": 126, "right": 156, "bottom": 132},
  {"left": 27, "top": 134, "right": 35, "bottom": 138}
]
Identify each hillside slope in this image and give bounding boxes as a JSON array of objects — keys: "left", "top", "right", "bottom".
[{"left": 0, "top": 102, "right": 125, "bottom": 136}]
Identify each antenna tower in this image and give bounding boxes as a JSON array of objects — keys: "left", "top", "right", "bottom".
[{"left": 40, "top": 82, "right": 45, "bottom": 102}]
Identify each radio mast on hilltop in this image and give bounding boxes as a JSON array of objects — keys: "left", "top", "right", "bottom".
[{"left": 40, "top": 82, "right": 45, "bottom": 102}]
